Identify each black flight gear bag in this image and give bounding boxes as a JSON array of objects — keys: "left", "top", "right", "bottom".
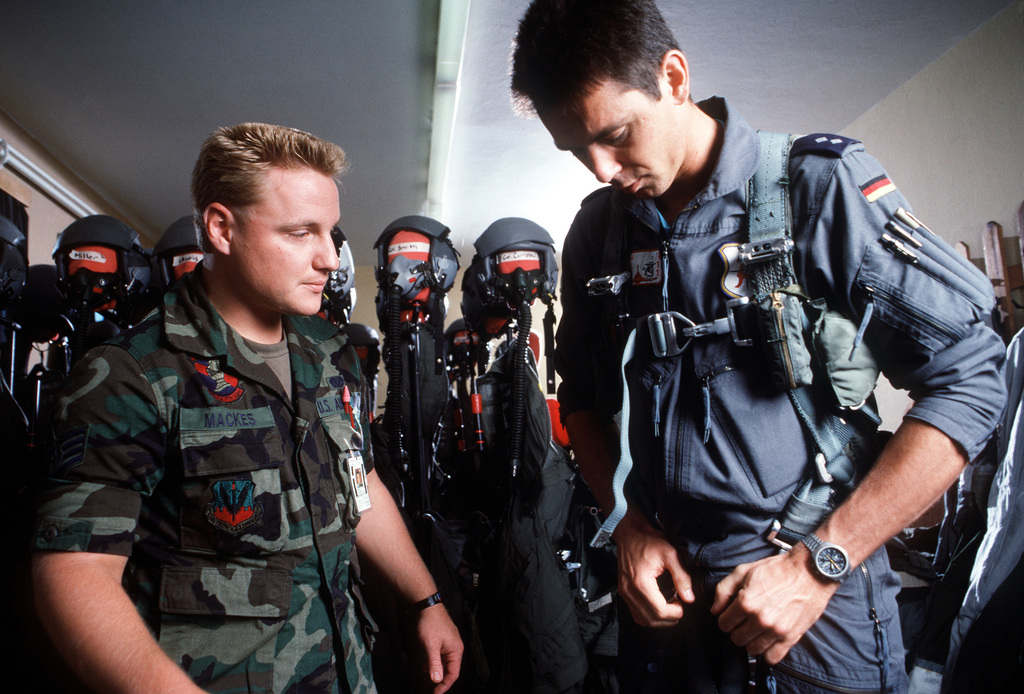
[
  {"left": 468, "top": 217, "right": 559, "bottom": 477},
  {"left": 373, "top": 215, "right": 459, "bottom": 516}
]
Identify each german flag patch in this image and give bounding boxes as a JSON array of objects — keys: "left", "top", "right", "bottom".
[{"left": 860, "top": 174, "right": 896, "bottom": 203}]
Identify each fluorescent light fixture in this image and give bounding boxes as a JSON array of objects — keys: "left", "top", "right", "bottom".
[{"left": 425, "top": 0, "right": 471, "bottom": 221}]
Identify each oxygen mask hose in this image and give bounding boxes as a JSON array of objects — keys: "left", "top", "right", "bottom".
[
  {"left": 508, "top": 299, "right": 532, "bottom": 478},
  {"left": 385, "top": 285, "right": 408, "bottom": 478}
]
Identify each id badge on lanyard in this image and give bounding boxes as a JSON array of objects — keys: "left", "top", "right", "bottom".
[{"left": 346, "top": 451, "right": 372, "bottom": 512}]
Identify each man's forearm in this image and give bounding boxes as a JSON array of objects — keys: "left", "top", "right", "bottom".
[
  {"left": 564, "top": 409, "right": 621, "bottom": 515},
  {"left": 32, "top": 551, "right": 205, "bottom": 694},
  {"left": 354, "top": 469, "right": 441, "bottom": 602},
  {"left": 812, "top": 417, "right": 967, "bottom": 568}
]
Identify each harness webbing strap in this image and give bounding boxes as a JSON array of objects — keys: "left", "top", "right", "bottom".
[
  {"left": 591, "top": 327, "right": 637, "bottom": 548},
  {"left": 750, "top": 131, "right": 866, "bottom": 549},
  {"left": 747, "top": 131, "right": 795, "bottom": 294}
]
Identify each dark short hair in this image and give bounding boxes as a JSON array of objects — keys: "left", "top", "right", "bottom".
[{"left": 510, "top": 0, "right": 680, "bottom": 116}]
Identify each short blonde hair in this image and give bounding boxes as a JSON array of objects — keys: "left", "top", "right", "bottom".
[{"left": 191, "top": 123, "right": 348, "bottom": 244}]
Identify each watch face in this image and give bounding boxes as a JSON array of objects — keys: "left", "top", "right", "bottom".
[{"left": 816, "top": 546, "right": 848, "bottom": 577}]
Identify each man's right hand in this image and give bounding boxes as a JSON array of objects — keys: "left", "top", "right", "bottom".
[{"left": 613, "top": 510, "right": 695, "bottom": 627}]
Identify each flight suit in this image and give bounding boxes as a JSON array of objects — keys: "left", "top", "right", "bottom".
[{"left": 555, "top": 97, "right": 1006, "bottom": 692}]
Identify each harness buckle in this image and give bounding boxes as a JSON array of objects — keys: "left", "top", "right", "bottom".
[
  {"left": 724, "top": 297, "right": 753, "bottom": 347},
  {"left": 766, "top": 520, "right": 795, "bottom": 551},
  {"left": 647, "top": 298, "right": 755, "bottom": 357},
  {"left": 681, "top": 298, "right": 754, "bottom": 346},
  {"left": 739, "top": 237, "right": 794, "bottom": 264},
  {"left": 586, "top": 272, "right": 630, "bottom": 297},
  {"left": 646, "top": 311, "right": 695, "bottom": 358}
]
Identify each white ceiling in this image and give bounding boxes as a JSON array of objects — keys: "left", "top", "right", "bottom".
[{"left": 0, "top": 0, "right": 1015, "bottom": 267}]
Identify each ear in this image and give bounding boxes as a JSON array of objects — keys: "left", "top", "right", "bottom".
[
  {"left": 661, "top": 50, "right": 690, "bottom": 105},
  {"left": 202, "top": 203, "right": 236, "bottom": 256}
]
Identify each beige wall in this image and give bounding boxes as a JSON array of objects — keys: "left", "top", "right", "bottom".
[
  {"left": 0, "top": 110, "right": 137, "bottom": 266},
  {"left": 843, "top": 2, "right": 1024, "bottom": 251},
  {"left": 841, "top": 1, "right": 1024, "bottom": 430}
]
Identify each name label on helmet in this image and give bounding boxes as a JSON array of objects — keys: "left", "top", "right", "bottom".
[
  {"left": 173, "top": 252, "right": 204, "bottom": 267},
  {"left": 68, "top": 245, "right": 117, "bottom": 274},
  {"left": 496, "top": 250, "right": 541, "bottom": 274},
  {"left": 497, "top": 250, "right": 540, "bottom": 263},
  {"left": 70, "top": 249, "right": 108, "bottom": 263},
  {"left": 387, "top": 240, "right": 430, "bottom": 257}
]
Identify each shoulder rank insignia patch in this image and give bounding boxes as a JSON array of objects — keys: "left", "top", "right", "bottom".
[
  {"left": 859, "top": 174, "right": 897, "bottom": 203},
  {"left": 206, "top": 480, "right": 263, "bottom": 534},
  {"left": 191, "top": 357, "right": 244, "bottom": 403},
  {"left": 791, "top": 133, "right": 861, "bottom": 159}
]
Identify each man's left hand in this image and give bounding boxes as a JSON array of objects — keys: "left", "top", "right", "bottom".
[
  {"left": 710, "top": 551, "right": 838, "bottom": 664},
  {"left": 414, "top": 604, "right": 464, "bottom": 693}
]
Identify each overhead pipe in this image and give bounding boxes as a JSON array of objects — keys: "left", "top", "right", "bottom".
[{"left": 0, "top": 138, "right": 97, "bottom": 219}]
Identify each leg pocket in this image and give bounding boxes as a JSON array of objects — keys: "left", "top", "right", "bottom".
[
  {"left": 158, "top": 566, "right": 291, "bottom": 693},
  {"left": 772, "top": 549, "right": 907, "bottom": 693}
]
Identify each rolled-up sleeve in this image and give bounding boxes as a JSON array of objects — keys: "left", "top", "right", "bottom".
[{"left": 795, "top": 146, "right": 1006, "bottom": 462}]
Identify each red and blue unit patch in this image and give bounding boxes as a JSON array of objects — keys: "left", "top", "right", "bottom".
[
  {"left": 206, "top": 479, "right": 263, "bottom": 534},
  {"left": 190, "top": 357, "right": 244, "bottom": 403}
]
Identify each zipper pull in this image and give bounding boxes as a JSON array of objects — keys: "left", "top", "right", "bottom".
[
  {"left": 702, "top": 378, "right": 711, "bottom": 444},
  {"left": 851, "top": 287, "right": 876, "bottom": 359},
  {"left": 661, "top": 239, "right": 671, "bottom": 312},
  {"left": 652, "top": 380, "right": 662, "bottom": 437}
]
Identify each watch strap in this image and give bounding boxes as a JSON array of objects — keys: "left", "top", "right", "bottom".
[{"left": 410, "top": 591, "right": 443, "bottom": 612}]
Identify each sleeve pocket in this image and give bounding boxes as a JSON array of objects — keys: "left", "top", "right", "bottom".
[{"left": 854, "top": 243, "right": 975, "bottom": 355}]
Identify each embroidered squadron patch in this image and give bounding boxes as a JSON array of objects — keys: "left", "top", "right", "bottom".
[
  {"left": 718, "top": 243, "right": 751, "bottom": 298},
  {"left": 206, "top": 480, "right": 263, "bottom": 534},
  {"left": 631, "top": 250, "right": 662, "bottom": 286},
  {"left": 190, "top": 357, "right": 244, "bottom": 403},
  {"left": 860, "top": 174, "right": 896, "bottom": 203}
]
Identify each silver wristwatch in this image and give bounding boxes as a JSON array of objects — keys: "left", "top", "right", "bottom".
[{"left": 802, "top": 533, "right": 851, "bottom": 583}]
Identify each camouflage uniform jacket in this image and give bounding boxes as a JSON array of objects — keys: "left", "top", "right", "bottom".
[{"left": 33, "top": 271, "right": 377, "bottom": 694}]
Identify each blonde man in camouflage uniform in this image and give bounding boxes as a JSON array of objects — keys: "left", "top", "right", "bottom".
[{"left": 31, "top": 123, "right": 463, "bottom": 694}]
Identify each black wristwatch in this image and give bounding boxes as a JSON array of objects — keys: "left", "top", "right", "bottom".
[{"left": 802, "top": 533, "right": 851, "bottom": 583}]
